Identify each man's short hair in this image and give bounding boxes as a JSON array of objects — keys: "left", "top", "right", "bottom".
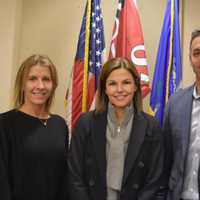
[{"left": 190, "top": 29, "right": 200, "bottom": 49}]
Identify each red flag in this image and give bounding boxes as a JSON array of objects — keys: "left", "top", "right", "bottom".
[{"left": 109, "top": 0, "right": 150, "bottom": 98}]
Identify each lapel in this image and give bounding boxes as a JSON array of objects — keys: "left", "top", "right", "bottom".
[
  {"left": 179, "top": 86, "right": 194, "bottom": 173},
  {"left": 91, "top": 111, "right": 107, "bottom": 186},
  {"left": 122, "top": 112, "right": 147, "bottom": 186}
]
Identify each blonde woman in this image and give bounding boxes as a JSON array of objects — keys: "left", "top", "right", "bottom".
[{"left": 0, "top": 55, "right": 68, "bottom": 200}]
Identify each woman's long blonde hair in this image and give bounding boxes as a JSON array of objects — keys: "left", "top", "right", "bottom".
[{"left": 14, "top": 54, "right": 58, "bottom": 112}]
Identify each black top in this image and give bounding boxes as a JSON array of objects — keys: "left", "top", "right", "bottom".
[{"left": 0, "top": 109, "right": 68, "bottom": 200}]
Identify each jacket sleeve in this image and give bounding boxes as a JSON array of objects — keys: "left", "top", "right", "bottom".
[
  {"left": 68, "top": 113, "right": 91, "bottom": 200},
  {"left": 138, "top": 118, "right": 165, "bottom": 200},
  {"left": 160, "top": 101, "right": 174, "bottom": 199},
  {"left": 0, "top": 115, "right": 11, "bottom": 200}
]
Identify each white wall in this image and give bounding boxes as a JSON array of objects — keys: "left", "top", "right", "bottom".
[
  {"left": 0, "top": 0, "right": 22, "bottom": 112},
  {"left": 182, "top": 0, "right": 200, "bottom": 87}
]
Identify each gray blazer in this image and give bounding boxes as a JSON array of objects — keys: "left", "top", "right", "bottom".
[{"left": 163, "top": 85, "right": 194, "bottom": 200}]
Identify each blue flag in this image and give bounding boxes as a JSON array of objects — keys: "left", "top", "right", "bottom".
[{"left": 150, "top": 0, "right": 182, "bottom": 124}]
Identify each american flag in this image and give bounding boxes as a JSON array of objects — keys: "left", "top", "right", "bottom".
[{"left": 66, "top": 0, "right": 105, "bottom": 132}]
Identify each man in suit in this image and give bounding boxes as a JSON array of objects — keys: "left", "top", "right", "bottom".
[{"left": 164, "top": 29, "right": 200, "bottom": 200}]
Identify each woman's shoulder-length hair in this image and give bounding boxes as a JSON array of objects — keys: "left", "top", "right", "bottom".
[
  {"left": 95, "top": 57, "right": 142, "bottom": 114},
  {"left": 14, "top": 54, "right": 58, "bottom": 112}
]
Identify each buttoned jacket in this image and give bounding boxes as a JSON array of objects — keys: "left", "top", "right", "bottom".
[{"left": 68, "top": 110, "right": 164, "bottom": 200}]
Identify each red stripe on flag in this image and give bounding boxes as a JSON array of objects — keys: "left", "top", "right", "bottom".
[
  {"left": 71, "top": 60, "right": 84, "bottom": 130},
  {"left": 87, "top": 74, "right": 96, "bottom": 110}
]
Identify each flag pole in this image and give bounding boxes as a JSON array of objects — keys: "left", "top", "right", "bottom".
[
  {"left": 165, "top": 0, "right": 174, "bottom": 104},
  {"left": 82, "top": 0, "right": 92, "bottom": 112}
]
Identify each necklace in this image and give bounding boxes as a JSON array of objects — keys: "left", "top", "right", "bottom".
[{"left": 39, "top": 118, "right": 48, "bottom": 126}]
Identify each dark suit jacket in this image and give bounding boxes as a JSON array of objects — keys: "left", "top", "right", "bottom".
[
  {"left": 163, "top": 85, "right": 194, "bottom": 200},
  {"left": 68, "top": 110, "right": 164, "bottom": 200}
]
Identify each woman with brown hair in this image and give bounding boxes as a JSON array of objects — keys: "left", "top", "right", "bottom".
[
  {"left": 68, "top": 57, "right": 164, "bottom": 200},
  {"left": 0, "top": 54, "right": 68, "bottom": 200}
]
